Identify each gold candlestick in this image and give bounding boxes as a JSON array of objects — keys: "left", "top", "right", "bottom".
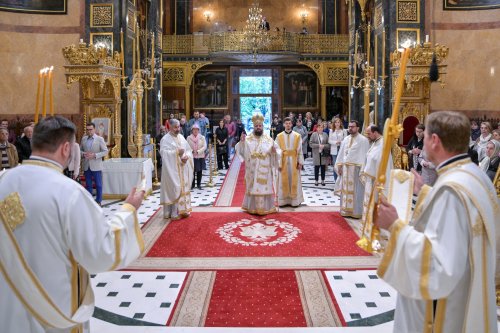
[
  {"left": 152, "top": 138, "right": 161, "bottom": 186},
  {"left": 206, "top": 143, "right": 214, "bottom": 187},
  {"left": 49, "top": 66, "right": 54, "bottom": 116},
  {"left": 212, "top": 133, "right": 219, "bottom": 176},
  {"left": 34, "top": 69, "right": 42, "bottom": 123},
  {"left": 41, "top": 67, "right": 48, "bottom": 117}
]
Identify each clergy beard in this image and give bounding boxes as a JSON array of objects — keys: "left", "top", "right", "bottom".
[{"left": 254, "top": 129, "right": 263, "bottom": 136}]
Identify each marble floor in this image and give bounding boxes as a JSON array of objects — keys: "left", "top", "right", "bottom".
[{"left": 89, "top": 156, "right": 500, "bottom": 332}]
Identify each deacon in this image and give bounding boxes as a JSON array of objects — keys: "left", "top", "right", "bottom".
[
  {"left": 160, "top": 118, "right": 194, "bottom": 220},
  {"left": 236, "top": 113, "right": 281, "bottom": 215},
  {"left": 360, "top": 125, "right": 392, "bottom": 234},
  {"left": 275, "top": 117, "right": 304, "bottom": 207},
  {"left": 0, "top": 116, "right": 145, "bottom": 333},
  {"left": 334, "top": 120, "right": 370, "bottom": 218},
  {"left": 377, "top": 111, "right": 498, "bottom": 333}
]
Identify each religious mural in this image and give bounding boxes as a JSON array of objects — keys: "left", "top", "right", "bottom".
[
  {"left": 193, "top": 71, "right": 228, "bottom": 109},
  {"left": 283, "top": 70, "right": 318, "bottom": 109},
  {"left": 443, "top": 0, "right": 500, "bottom": 10},
  {"left": 0, "top": 0, "right": 67, "bottom": 14}
]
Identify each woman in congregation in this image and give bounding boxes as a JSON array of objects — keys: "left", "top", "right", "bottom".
[
  {"left": 187, "top": 123, "right": 207, "bottom": 190},
  {"left": 479, "top": 139, "right": 500, "bottom": 181},
  {"left": 215, "top": 119, "right": 229, "bottom": 170},
  {"left": 309, "top": 122, "right": 330, "bottom": 186},
  {"left": 328, "top": 117, "right": 347, "bottom": 182},
  {"left": 474, "top": 121, "right": 492, "bottom": 161}
]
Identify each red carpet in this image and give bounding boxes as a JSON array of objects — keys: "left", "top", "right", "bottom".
[
  {"left": 147, "top": 212, "right": 370, "bottom": 257},
  {"left": 230, "top": 163, "right": 246, "bottom": 207},
  {"left": 205, "top": 270, "right": 307, "bottom": 327}
]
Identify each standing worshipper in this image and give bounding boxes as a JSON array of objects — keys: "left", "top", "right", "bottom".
[
  {"left": 309, "top": 122, "right": 330, "bottom": 186},
  {"left": 160, "top": 119, "right": 194, "bottom": 220},
  {"left": 216, "top": 119, "right": 229, "bottom": 170},
  {"left": 304, "top": 112, "right": 315, "bottom": 158},
  {"left": 235, "top": 113, "right": 281, "bottom": 215},
  {"left": 360, "top": 125, "right": 391, "bottom": 232},
  {"left": 187, "top": 123, "right": 206, "bottom": 190},
  {"left": 328, "top": 117, "right": 347, "bottom": 182},
  {"left": 15, "top": 125, "right": 33, "bottom": 162},
  {"left": 0, "top": 116, "right": 145, "bottom": 333},
  {"left": 377, "top": 111, "right": 499, "bottom": 333},
  {"left": 0, "top": 127, "right": 18, "bottom": 169},
  {"left": 479, "top": 139, "right": 500, "bottom": 181},
  {"left": 81, "top": 122, "right": 108, "bottom": 206},
  {"left": 417, "top": 150, "right": 437, "bottom": 186},
  {"left": 293, "top": 118, "right": 308, "bottom": 163},
  {"left": 335, "top": 120, "right": 369, "bottom": 218},
  {"left": 474, "top": 121, "right": 493, "bottom": 161},
  {"left": 406, "top": 124, "right": 425, "bottom": 171},
  {"left": 275, "top": 117, "right": 304, "bottom": 207},
  {"left": 64, "top": 141, "right": 81, "bottom": 182}
]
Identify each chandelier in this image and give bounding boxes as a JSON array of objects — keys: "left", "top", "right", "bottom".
[{"left": 241, "top": 2, "right": 270, "bottom": 62}]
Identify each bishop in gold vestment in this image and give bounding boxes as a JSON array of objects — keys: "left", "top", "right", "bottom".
[{"left": 236, "top": 113, "right": 281, "bottom": 215}]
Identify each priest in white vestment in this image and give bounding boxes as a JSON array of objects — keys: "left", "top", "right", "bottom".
[
  {"left": 160, "top": 118, "right": 194, "bottom": 220},
  {"left": 360, "top": 125, "right": 392, "bottom": 244},
  {"left": 377, "top": 111, "right": 499, "bottom": 333},
  {"left": 236, "top": 113, "right": 281, "bottom": 215},
  {"left": 0, "top": 116, "right": 145, "bottom": 333},
  {"left": 334, "top": 120, "right": 370, "bottom": 218},
  {"left": 275, "top": 117, "right": 304, "bottom": 207}
]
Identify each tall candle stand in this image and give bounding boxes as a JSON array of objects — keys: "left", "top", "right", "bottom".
[
  {"left": 152, "top": 138, "right": 161, "bottom": 186},
  {"left": 212, "top": 133, "right": 219, "bottom": 176},
  {"left": 206, "top": 143, "right": 214, "bottom": 187}
]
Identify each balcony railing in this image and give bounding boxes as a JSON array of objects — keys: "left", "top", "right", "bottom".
[{"left": 162, "top": 32, "right": 349, "bottom": 56}]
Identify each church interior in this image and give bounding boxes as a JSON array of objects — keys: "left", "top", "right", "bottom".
[{"left": 1, "top": 0, "right": 500, "bottom": 332}]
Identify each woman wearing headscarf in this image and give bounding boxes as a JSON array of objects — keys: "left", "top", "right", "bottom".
[{"left": 479, "top": 139, "right": 500, "bottom": 181}]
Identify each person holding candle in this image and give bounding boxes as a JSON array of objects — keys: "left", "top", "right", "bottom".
[
  {"left": 0, "top": 116, "right": 145, "bottom": 333},
  {"left": 377, "top": 111, "right": 498, "bottom": 333}
]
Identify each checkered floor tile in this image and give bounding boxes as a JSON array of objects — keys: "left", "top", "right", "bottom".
[
  {"left": 91, "top": 271, "right": 187, "bottom": 325},
  {"left": 324, "top": 270, "right": 396, "bottom": 325}
]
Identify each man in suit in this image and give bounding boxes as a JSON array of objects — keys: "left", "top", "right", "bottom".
[
  {"left": 15, "top": 126, "right": 33, "bottom": 162},
  {"left": 81, "top": 122, "right": 108, "bottom": 205}
]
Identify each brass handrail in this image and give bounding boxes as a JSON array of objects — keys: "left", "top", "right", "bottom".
[{"left": 162, "top": 32, "right": 349, "bottom": 56}]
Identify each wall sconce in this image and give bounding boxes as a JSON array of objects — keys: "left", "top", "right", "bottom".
[
  {"left": 300, "top": 9, "right": 308, "bottom": 25},
  {"left": 203, "top": 10, "right": 212, "bottom": 22}
]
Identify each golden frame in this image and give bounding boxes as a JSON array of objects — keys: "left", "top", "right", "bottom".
[
  {"left": 396, "top": 0, "right": 420, "bottom": 23},
  {"left": 396, "top": 28, "right": 421, "bottom": 49},
  {"left": 192, "top": 69, "right": 229, "bottom": 110},
  {"left": 90, "top": 32, "right": 114, "bottom": 55},
  {"left": 90, "top": 3, "right": 113, "bottom": 28},
  {"left": 282, "top": 69, "right": 319, "bottom": 110}
]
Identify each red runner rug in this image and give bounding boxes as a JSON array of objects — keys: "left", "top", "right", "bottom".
[
  {"left": 147, "top": 212, "right": 370, "bottom": 257},
  {"left": 204, "top": 270, "right": 307, "bottom": 327},
  {"left": 230, "top": 163, "right": 246, "bottom": 207}
]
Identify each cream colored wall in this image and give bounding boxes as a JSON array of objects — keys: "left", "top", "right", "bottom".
[
  {"left": 193, "top": 0, "right": 318, "bottom": 34},
  {"left": 0, "top": 1, "right": 82, "bottom": 118},
  {"left": 430, "top": 3, "right": 500, "bottom": 115}
]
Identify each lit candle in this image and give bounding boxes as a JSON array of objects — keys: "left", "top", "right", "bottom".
[
  {"left": 120, "top": 28, "right": 125, "bottom": 77},
  {"left": 41, "top": 68, "right": 48, "bottom": 117},
  {"left": 382, "top": 28, "right": 385, "bottom": 75},
  {"left": 35, "top": 69, "right": 42, "bottom": 123},
  {"left": 425, "top": 34, "right": 429, "bottom": 43},
  {"left": 49, "top": 66, "right": 54, "bottom": 116},
  {"left": 150, "top": 32, "right": 155, "bottom": 79}
]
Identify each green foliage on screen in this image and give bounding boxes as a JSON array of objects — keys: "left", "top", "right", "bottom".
[{"left": 239, "top": 76, "right": 272, "bottom": 94}]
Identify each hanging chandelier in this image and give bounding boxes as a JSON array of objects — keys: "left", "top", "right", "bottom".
[{"left": 241, "top": 2, "right": 270, "bottom": 62}]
